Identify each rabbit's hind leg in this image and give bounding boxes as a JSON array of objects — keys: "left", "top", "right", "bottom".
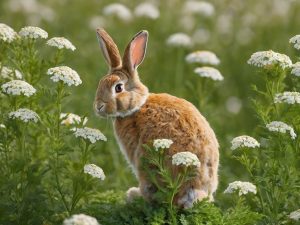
[
  {"left": 126, "top": 187, "right": 141, "bottom": 202},
  {"left": 177, "top": 188, "right": 209, "bottom": 209}
]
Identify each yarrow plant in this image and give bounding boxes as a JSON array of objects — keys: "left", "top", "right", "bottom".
[
  {"left": 291, "top": 62, "right": 300, "bottom": 76},
  {"left": 224, "top": 181, "right": 257, "bottom": 196},
  {"left": 0, "top": 66, "right": 23, "bottom": 79},
  {"left": 266, "top": 121, "right": 296, "bottom": 139},
  {"left": 84, "top": 164, "right": 106, "bottom": 180},
  {"left": 166, "top": 33, "right": 192, "bottom": 47},
  {"left": 134, "top": 2, "right": 160, "bottom": 20},
  {"left": 231, "top": 135, "right": 260, "bottom": 150},
  {"left": 171, "top": 151, "right": 201, "bottom": 167},
  {"left": 153, "top": 139, "right": 173, "bottom": 150},
  {"left": 47, "top": 37, "right": 76, "bottom": 51},
  {"left": 289, "top": 209, "right": 300, "bottom": 221},
  {"left": 19, "top": 26, "right": 48, "bottom": 39},
  {"left": 8, "top": 108, "right": 39, "bottom": 123},
  {"left": 47, "top": 66, "right": 82, "bottom": 86},
  {"left": 103, "top": 3, "right": 132, "bottom": 22},
  {"left": 194, "top": 67, "right": 224, "bottom": 81},
  {"left": 247, "top": 50, "right": 292, "bottom": 69},
  {"left": 274, "top": 91, "right": 300, "bottom": 104},
  {"left": 185, "top": 50, "right": 220, "bottom": 65},
  {"left": 183, "top": 1, "right": 215, "bottom": 17},
  {"left": 0, "top": 23, "right": 18, "bottom": 43},
  {"left": 0, "top": 23, "right": 109, "bottom": 224},
  {"left": 289, "top": 34, "right": 300, "bottom": 50},
  {"left": 232, "top": 38, "right": 300, "bottom": 225},
  {"left": 1, "top": 80, "right": 36, "bottom": 97},
  {"left": 73, "top": 127, "right": 107, "bottom": 143},
  {"left": 63, "top": 214, "right": 100, "bottom": 225}
]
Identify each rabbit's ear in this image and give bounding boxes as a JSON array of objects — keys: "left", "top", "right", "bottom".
[
  {"left": 96, "top": 28, "right": 122, "bottom": 71},
  {"left": 123, "top": 30, "right": 148, "bottom": 74}
]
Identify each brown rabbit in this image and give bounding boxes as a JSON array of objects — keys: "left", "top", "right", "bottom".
[{"left": 94, "top": 28, "right": 219, "bottom": 208}]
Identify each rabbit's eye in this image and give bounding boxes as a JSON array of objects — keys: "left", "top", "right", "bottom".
[{"left": 115, "top": 83, "right": 123, "bottom": 93}]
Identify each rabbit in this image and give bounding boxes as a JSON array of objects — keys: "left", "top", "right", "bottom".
[{"left": 94, "top": 28, "right": 219, "bottom": 208}]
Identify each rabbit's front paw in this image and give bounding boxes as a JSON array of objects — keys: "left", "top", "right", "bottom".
[
  {"left": 178, "top": 188, "right": 208, "bottom": 209},
  {"left": 126, "top": 187, "right": 141, "bottom": 202}
]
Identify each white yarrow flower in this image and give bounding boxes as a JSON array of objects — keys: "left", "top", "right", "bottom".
[
  {"left": 291, "top": 62, "right": 300, "bottom": 77},
  {"left": 194, "top": 67, "right": 224, "bottom": 81},
  {"left": 103, "top": 3, "right": 132, "bottom": 22},
  {"left": 134, "top": 2, "right": 160, "bottom": 20},
  {"left": 231, "top": 135, "right": 260, "bottom": 150},
  {"left": 1, "top": 80, "right": 36, "bottom": 97},
  {"left": 60, "top": 113, "right": 88, "bottom": 126},
  {"left": 0, "top": 23, "right": 18, "bottom": 43},
  {"left": 274, "top": 92, "right": 300, "bottom": 104},
  {"left": 183, "top": 1, "right": 215, "bottom": 17},
  {"left": 1, "top": 66, "right": 23, "bottom": 79},
  {"left": 19, "top": 26, "right": 48, "bottom": 39},
  {"left": 166, "top": 33, "right": 192, "bottom": 47},
  {"left": 63, "top": 214, "right": 100, "bottom": 225},
  {"left": 172, "top": 152, "right": 201, "bottom": 167},
  {"left": 47, "top": 66, "right": 82, "bottom": 86},
  {"left": 266, "top": 121, "right": 297, "bottom": 139},
  {"left": 47, "top": 37, "right": 76, "bottom": 51},
  {"left": 0, "top": 124, "right": 6, "bottom": 129},
  {"left": 84, "top": 164, "right": 105, "bottom": 180},
  {"left": 153, "top": 139, "right": 173, "bottom": 150},
  {"left": 224, "top": 181, "right": 257, "bottom": 196},
  {"left": 289, "top": 35, "right": 300, "bottom": 50},
  {"left": 73, "top": 127, "right": 107, "bottom": 143},
  {"left": 289, "top": 209, "right": 300, "bottom": 221},
  {"left": 9, "top": 108, "right": 39, "bottom": 123},
  {"left": 185, "top": 51, "right": 220, "bottom": 65},
  {"left": 247, "top": 50, "right": 292, "bottom": 69}
]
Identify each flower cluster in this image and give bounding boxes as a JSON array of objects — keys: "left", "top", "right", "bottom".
[
  {"left": 19, "top": 26, "right": 48, "bottom": 39},
  {"left": 47, "top": 37, "right": 76, "bottom": 51},
  {"left": 84, "top": 164, "right": 105, "bottom": 180},
  {"left": 183, "top": 1, "right": 215, "bottom": 17},
  {"left": 266, "top": 121, "right": 296, "bottom": 139},
  {"left": 60, "top": 113, "right": 87, "bottom": 126},
  {"left": 194, "top": 67, "right": 224, "bottom": 81},
  {"left": 274, "top": 92, "right": 300, "bottom": 104},
  {"left": 47, "top": 66, "right": 82, "bottom": 86},
  {"left": 231, "top": 135, "right": 260, "bottom": 150},
  {"left": 134, "top": 2, "right": 160, "bottom": 20},
  {"left": 153, "top": 139, "right": 173, "bottom": 150},
  {"left": 166, "top": 33, "right": 192, "bottom": 47},
  {"left": 63, "top": 214, "right": 100, "bottom": 225},
  {"left": 291, "top": 62, "right": 300, "bottom": 77},
  {"left": 0, "top": 23, "right": 18, "bottom": 43},
  {"left": 1, "top": 80, "right": 36, "bottom": 97},
  {"left": 247, "top": 50, "right": 292, "bottom": 69},
  {"left": 0, "top": 66, "right": 23, "bottom": 79},
  {"left": 103, "top": 3, "right": 132, "bottom": 22},
  {"left": 0, "top": 124, "right": 6, "bottom": 129},
  {"left": 224, "top": 181, "right": 257, "bottom": 196},
  {"left": 289, "top": 34, "right": 300, "bottom": 50},
  {"left": 9, "top": 108, "right": 39, "bottom": 123},
  {"left": 73, "top": 127, "right": 107, "bottom": 143},
  {"left": 289, "top": 209, "right": 300, "bottom": 221},
  {"left": 185, "top": 51, "right": 220, "bottom": 65},
  {"left": 172, "top": 151, "right": 201, "bottom": 167}
]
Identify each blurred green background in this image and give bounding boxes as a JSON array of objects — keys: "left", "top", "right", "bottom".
[{"left": 1, "top": 0, "right": 299, "bottom": 203}]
